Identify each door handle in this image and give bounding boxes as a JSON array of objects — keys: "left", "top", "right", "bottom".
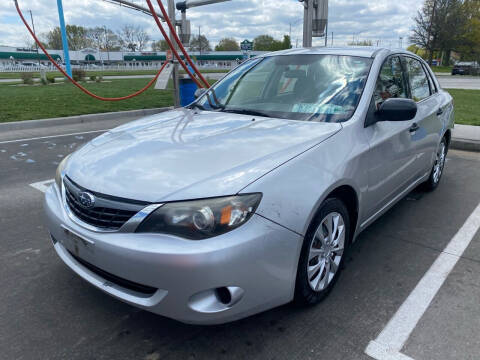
[
  {"left": 409, "top": 123, "right": 420, "bottom": 133},
  {"left": 437, "top": 108, "right": 444, "bottom": 116}
]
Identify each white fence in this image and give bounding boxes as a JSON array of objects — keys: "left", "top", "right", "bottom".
[{"left": 0, "top": 63, "right": 233, "bottom": 73}]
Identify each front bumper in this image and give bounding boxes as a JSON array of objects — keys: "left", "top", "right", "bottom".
[{"left": 44, "top": 184, "right": 303, "bottom": 325}]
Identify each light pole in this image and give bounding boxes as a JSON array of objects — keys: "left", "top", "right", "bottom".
[{"left": 56, "top": 0, "right": 72, "bottom": 77}]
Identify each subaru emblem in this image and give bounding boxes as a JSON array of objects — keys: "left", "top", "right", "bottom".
[{"left": 78, "top": 191, "right": 95, "bottom": 209}]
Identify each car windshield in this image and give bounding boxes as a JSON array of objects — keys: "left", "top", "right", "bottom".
[{"left": 194, "top": 54, "right": 373, "bottom": 122}]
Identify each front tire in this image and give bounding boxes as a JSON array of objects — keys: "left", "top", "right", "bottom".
[
  {"left": 294, "top": 198, "right": 350, "bottom": 305},
  {"left": 424, "top": 137, "right": 447, "bottom": 192}
]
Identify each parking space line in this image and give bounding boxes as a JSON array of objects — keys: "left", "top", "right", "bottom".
[
  {"left": 0, "top": 129, "right": 109, "bottom": 145},
  {"left": 365, "top": 202, "right": 480, "bottom": 360},
  {"left": 30, "top": 179, "right": 54, "bottom": 193}
]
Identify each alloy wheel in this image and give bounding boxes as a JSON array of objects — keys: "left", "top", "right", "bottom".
[
  {"left": 307, "top": 212, "right": 346, "bottom": 292},
  {"left": 433, "top": 141, "right": 446, "bottom": 184}
]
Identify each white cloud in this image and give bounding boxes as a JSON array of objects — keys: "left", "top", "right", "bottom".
[{"left": 0, "top": 0, "right": 423, "bottom": 49}]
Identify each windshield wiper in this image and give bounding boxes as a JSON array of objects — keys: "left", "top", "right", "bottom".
[
  {"left": 189, "top": 102, "right": 207, "bottom": 111},
  {"left": 220, "top": 108, "right": 271, "bottom": 118}
]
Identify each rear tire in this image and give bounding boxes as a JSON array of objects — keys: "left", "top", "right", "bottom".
[
  {"left": 423, "top": 137, "right": 448, "bottom": 192},
  {"left": 294, "top": 198, "right": 350, "bottom": 305}
]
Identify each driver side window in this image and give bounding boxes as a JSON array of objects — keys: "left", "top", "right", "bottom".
[{"left": 374, "top": 56, "right": 407, "bottom": 109}]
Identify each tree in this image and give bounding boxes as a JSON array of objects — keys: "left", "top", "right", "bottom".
[
  {"left": 410, "top": 0, "right": 466, "bottom": 65},
  {"left": 152, "top": 39, "right": 169, "bottom": 51},
  {"left": 87, "top": 26, "right": 121, "bottom": 52},
  {"left": 253, "top": 35, "right": 275, "bottom": 51},
  {"left": 348, "top": 40, "right": 373, "bottom": 46},
  {"left": 190, "top": 35, "right": 211, "bottom": 52},
  {"left": 253, "top": 34, "right": 292, "bottom": 51},
  {"left": 44, "top": 25, "right": 90, "bottom": 50},
  {"left": 118, "top": 24, "right": 150, "bottom": 52},
  {"left": 457, "top": 0, "right": 480, "bottom": 61},
  {"left": 215, "top": 38, "right": 240, "bottom": 51}
]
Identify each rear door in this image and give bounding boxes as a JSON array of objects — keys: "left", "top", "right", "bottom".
[{"left": 402, "top": 56, "right": 443, "bottom": 177}]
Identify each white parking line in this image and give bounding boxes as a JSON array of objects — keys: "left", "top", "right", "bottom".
[
  {"left": 30, "top": 179, "right": 54, "bottom": 193},
  {"left": 365, "top": 202, "right": 480, "bottom": 360},
  {"left": 0, "top": 129, "right": 109, "bottom": 145}
]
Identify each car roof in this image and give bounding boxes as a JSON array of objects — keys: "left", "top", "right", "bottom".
[{"left": 259, "top": 46, "right": 415, "bottom": 59}]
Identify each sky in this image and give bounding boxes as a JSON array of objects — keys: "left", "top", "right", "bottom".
[{"left": 0, "top": 0, "right": 424, "bottom": 50}]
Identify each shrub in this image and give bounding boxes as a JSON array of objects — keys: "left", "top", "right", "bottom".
[
  {"left": 90, "top": 75, "right": 97, "bottom": 82},
  {"left": 21, "top": 72, "right": 34, "bottom": 85},
  {"left": 47, "top": 76, "right": 55, "bottom": 84},
  {"left": 96, "top": 75, "right": 103, "bottom": 83},
  {"left": 72, "top": 68, "right": 86, "bottom": 82}
]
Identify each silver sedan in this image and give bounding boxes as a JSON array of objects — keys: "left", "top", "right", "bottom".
[{"left": 44, "top": 47, "right": 454, "bottom": 324}]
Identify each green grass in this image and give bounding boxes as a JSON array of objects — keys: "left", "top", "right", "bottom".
[
  {"left": 0, "top": 78, "right": 173, "bottom": 123},
  {"left": 446, "top": 89, "right": 480, "bottom": 126},
  {"left": 0, "top": 68, "right": 229, "bottom": 79},
  {"left": 431, "top": 66, "right": 453, "bottom": 73},
  {"left": 2, "top": 80, "right": 476, "bottom": 126}
]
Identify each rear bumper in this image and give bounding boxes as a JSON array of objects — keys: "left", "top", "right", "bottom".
[{"left": 44, "top": 184, "right": 303, "bottom": 324}]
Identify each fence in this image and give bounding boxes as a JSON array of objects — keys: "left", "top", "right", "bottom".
[{"left": 0, "top": 63, "right": 233, "bottom": 73}]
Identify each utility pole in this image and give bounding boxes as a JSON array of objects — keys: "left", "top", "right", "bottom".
[
  {"left": 56, "top": 0, "right": 72, "bottom": 77},
  {"left": 168, "top": 0, "right": 180, "bottom": 107},
  {"left": 28, "top": 10, "right": 40, "bottom": 66},
  {"left": 198, "top": 26, "right": 201, "bottom": 55}
]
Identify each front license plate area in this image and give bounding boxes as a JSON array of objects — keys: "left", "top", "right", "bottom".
[{"left": 60, "top": 225, "right": 95, "bottom": 257}]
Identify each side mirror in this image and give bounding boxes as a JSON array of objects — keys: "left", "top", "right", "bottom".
[
  {"left": 194, "top": 88, "right": 207, "bottom": 99},
  {"left": 377, "top": 98, "right": 418, "bottom": 122}
]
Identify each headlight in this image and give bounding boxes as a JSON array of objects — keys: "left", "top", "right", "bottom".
[
  {"left": 55, "top": 155, "right": 70, "bottom": 189},
  {"left": 136, "top": 193, "right": 262, "bottom": 240}
]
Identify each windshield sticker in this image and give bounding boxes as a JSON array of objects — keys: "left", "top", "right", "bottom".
[{"left": 292, "top": 103, "right": 346, "bottom": 115}]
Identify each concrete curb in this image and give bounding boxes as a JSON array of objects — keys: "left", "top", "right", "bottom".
[
  {"left": 0, "top": 107, "right": 172, "bottom": 131},
  {"left": 451, "top": 124, "right": 480, "bottom": 152},
  {"left": 451, "top": 139, "right": 480, "bottom": 152}
]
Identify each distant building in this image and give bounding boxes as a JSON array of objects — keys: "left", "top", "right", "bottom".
[{"left": 0, "top": 45, "right": 265, "bottom": 68}]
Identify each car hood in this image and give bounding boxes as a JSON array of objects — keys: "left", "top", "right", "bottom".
[{"left": 66, "top": 109, "right": 341, "bottom": 203}]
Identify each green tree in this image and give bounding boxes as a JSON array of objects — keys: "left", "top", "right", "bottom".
[
  {"left": 215, "top": 37, "right": 240, "bottom": 51},
  {"left": 253, "top": 35, "right": 292, "bottom": 51},
  {"left": 253, "top": 35, "right": 275, "bottom": 51},
  {"left": 190, "top": 35, "right": 211, "bottom": 52},
  {"left": 44, "top": 25, "right": 90, "bottom": 50},
  {"left": 411, "top": 0, "right": 466, "bottom": 65},
  {"left": 458, "top": 0, "right": 480, "bottom": 61}
]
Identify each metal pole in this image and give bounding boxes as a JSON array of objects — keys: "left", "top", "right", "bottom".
[
  {"left": 324, "top": 21, "right": 328, "bottom": 47},
  {"left": 28, "top": 10, "right": 40, "bottom": 65},
  {"left": 305, "top": 0, "right": 313, "bottom": 47},
  {"left": 56, "top": 0, "right": 72, "bottom": 77},
  {"left": 168, "top": 0, "right": 180, "bottom": 107}
]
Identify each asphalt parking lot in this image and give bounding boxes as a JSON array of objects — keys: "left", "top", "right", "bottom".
[{"left": 1, "top": 118, "right": 480, "bottom": 360}]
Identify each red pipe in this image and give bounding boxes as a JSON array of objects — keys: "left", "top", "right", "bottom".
[
  {"left": 144, "top": 0, "right": 207, "bottom": 88},
  {"left": 15, "top": 0, "right": 168, "bottom": 101},
  {"left": 154, "top": 0, "right": 210, "bottom": 88}
]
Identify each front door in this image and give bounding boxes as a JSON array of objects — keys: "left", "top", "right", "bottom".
[{"left": 363, "top": 56, "right": 420, "bottom": 222}]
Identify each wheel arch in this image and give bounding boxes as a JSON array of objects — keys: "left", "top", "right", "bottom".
[
  {"left": 305, "top": 184, "right": 360, "bottom": 244},
  {"left": 444, "top": 128, "right": 452, "bottom": 148}
]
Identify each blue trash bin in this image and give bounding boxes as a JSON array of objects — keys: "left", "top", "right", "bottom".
[{"left": 179, "top": 78, "right": 198, "bottom": 107}]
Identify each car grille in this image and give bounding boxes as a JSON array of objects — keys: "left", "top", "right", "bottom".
[{"left": 63, "top": 176, "right": 148, "bottom": 230}]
